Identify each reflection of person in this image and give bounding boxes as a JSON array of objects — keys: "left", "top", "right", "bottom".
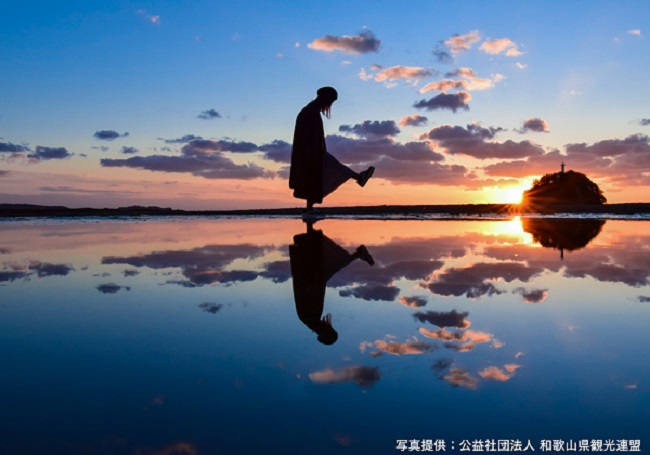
[
  {"left": 289, "top": 87, "right": 375, "bottom": 212},
  {"left": 289, "top": 221, "right": 374, "bottom": 345}
]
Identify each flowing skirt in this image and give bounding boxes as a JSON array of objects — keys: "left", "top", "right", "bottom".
[{"left": 322, "top": 151, "right": 356, "bottom": 198}]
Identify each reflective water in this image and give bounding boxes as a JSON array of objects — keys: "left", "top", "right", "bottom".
[{"left": 1, "top": 217, "right": 648, "bottom": 454}]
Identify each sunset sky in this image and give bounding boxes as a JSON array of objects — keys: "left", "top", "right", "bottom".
[{"left": 2, "top": 0, "right": 649, "bottom": 209}]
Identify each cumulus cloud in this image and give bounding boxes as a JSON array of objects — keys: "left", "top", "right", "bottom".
[
  {"left": 339, "top": 120, "right": 400, "bottom": 138},
  {"left": 28, "top": 146, "right": 73, "bottom": 161},
  {"left": 28, "top": 261, "right": 75, "bottom": 277},
  {"left": 399, "top": 114, "right": 428, "bottom": 127},
  {"left": 444, "top": 30, "right": 481, "bottom": 54},
  {"left": 101, "top": 139, "right": 272, "bottom": 180},
  {"left": 639, "top": 119, "right": 650, "bottom": 126},
  {"left": 308, "top": 30, "right": 380, "bottom": 55},
  {"left": 413, "top": 310, "right": 470, "bottom": 329},
  {"left": 414, "top": 92, "right": 471, "bottom": 112},
  {"left": 399, "top": 295, "right": 428, "bottom": 308},
  {"left": 371, "top": 338, "right": 436, "bottom": 356},
  {"left": 199, "top": 302, "right": 223, "bottom": 314},
  {"left": 94, "top": 130, "right": 128, "bottom": 141},
  {"left": 339, "top": 284, "right": 400, "bottom": 301},
  {"left": 479, "top": 38, "right": 523, "bottom": 56},
  {"left": 444, "top": 367, "right": 478, "bottom": 389},
  {"left": 309, "top": 365, "right": 380, "bottom": 388},
  {"left": 519, "top": 118, "right": 550, "bottom": 133},
  {"left": 361, "top": 65, "right": 434, "bottom": 86},
  {"left": 197, "top": 109, "right": 222, "bottom": 120},
  {"left": 419, "top": 70, "right": 505, "bottom": 94},
  {"left": 513, "top": 287, "right": 548, "bottom": 303},
  {"left": 258, "top": 140, "right": 292, "bottom": 163},
  {"left": 422, "top": 123, "right": 547, "bottom": 160}
]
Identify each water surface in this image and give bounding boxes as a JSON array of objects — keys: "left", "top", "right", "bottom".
[{"left": 1, "top": 217, "right": 648, "bottom": 454}]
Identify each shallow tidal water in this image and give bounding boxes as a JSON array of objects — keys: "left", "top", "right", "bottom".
[{"left": 1, "top": 216, "right": 648, "bottom": 454}]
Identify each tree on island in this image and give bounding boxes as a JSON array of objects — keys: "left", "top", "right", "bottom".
[{"left": 522, "top": 168, "right": 606, "bottom": 206}]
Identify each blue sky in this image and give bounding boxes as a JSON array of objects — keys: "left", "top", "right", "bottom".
[{"left": 1, "top": 0, "right": 649, "bottom": 209}]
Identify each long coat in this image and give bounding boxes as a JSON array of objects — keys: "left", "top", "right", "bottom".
[{"left": 289, "top": 100, "right": 324, "bottom": 204}]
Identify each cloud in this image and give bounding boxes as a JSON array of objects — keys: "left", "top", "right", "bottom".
[
  {"left": 101, "top": 139, "right": 272, "bottom": 180},
  {"left": 28, "top": 146, "right": 73, "bottom": 161},
  {"left": 399, "top": 115, "right": 428, "bottom": 127},
  {"left": 0, "top": 170, "right": 9, "bottom": 177},
  {"left": 94, "top": 130, "right": 128, "bottom": 141},
  {"left": 444, "top": 30, "right": 481, "bottom": 54},
  {"left": 160, "top": 134, "right": 204, "bottom": 144},
  {"left": 339, "top": 120, "right": 400, "bottom": 138},
  {"left": 258, "top": 140, "right": 292, "bottom": 163},
  {"left": 513, "top": 287, "right": 548, "bottom": 303},
  {"left": 479, "top": 38, "right": 523, "bottom": 56},
  {"left": 339, "top": 284, "right": 400, "bottom": 301},
  {"left": 0, "top": 142, "right": 28, "bottom": 153},
  {"left": 28, "top": 261, "right": 74, "bottom": 277},
  {"left": 443, "top": 367, "right": 478, "bottom": 389},
  {"left": 399, "top": 296, "right": 428, "bottom": 308},
  {"left": 326, "top": 134, "right": 444, "bottom": 164},
  {"left": 628, "top": 29, "right": 641, "bottom": 36},
  {"left": 638, "top": 296, "right": 650, "bottom": 303},
  {"left": 413, "top": 310, "right": 470, "bottom": 329},
  {"left": 197, "top": 109, "right": 222, "bottom": 120},
  {"left": 308, "top": 30, "right": 380, "bottom": 55},
  {"left": 121, "top": 146, "right": 140, "bottom": 155},
  {"left": 519, "top": 118, "right": 550, "bottom": 133},
  {"left": 432, "top": 46, "right": 453, "bottom": 64},
  {"left": 309, "top": 365, "right": 380, "bottom": 388},
  {"left": 367, "top": 338, "right": 435, "bottom": 356},
  {"left": 414, "top": 92, "right": 471, "bottom": 112},
  {"left": 361, "top": 65, "right": 434, "bottom": 86},
  {"left": 419, "top": 79, "right": 469, "bottom": 94},
  {"left": 419, "top": 71, "right": 505, "bottom": 94},
  {"left": 478, "top": 364, "right": 521, "bottom": 381},
  {"left": 96, "top": 283, "right": 131, "bottom": 294},
  {"left": 199, "top": 302, "right": 223, "bottom": 314},
  {"left": 639, "top": 119, "right": 650, "bottom": 126},
  {"left": 422, "top": 123, "right": 546, "bottom": 160},
  {"left": 445, "top": 68, "right": 477, "bottom": 78}
]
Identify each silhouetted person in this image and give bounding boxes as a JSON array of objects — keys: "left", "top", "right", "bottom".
[
  {"left": 289, "top": 87, "right": 375, "bottom": 213},
  {"left": 289, "top": 221, "right": 374, "bottom": 345}
]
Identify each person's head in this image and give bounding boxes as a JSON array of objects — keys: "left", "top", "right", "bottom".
[{"left": 315, "top": 86, "right": 338, "bottom": 118}]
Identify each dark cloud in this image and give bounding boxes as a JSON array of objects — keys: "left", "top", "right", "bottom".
[
  {"left": 96, "top": 283, "right": 131, "bottom": 294},
  {"left": 121, "top": 146, "right": 140, "bottom": 155},
  {"left": 123, "top": 269, "right": 140, "bottom": 277},
  {"left": 197, "top": 109, "right": 222, "bottom": 120},
  {"left": 0, "top": 142, "right": 28, "bottom": 153},
  {"left": 258, "top": 140, "right": 292, "bottom": 163},
  {"left": 423, "top": 124, "right": 546, "bottom": 160},
  {"left": 199, "top": 302, "right": 223, "bottom": 314},
  {"left": 399, "top": 296, "right": 428, "bottom": 308},
  {"left": 309, "top": 365, "right": 380, "bottom": 388},
  {"left": 400, "top": 115, "right": 429, "bottom": 127},
  {"left": 413, "top": 310, "right": 470, "bottom": 329},
  {"left": 28, "top": 262, "right": 75, "bottom": 277},
  {"left": 339, "top": 120, "right": 400, "bottom": 138},
  {"left": 431, "top": 358, "right": 454, "bottom": 378},
  {"left": 327, "top": 134, "right": 444, "bottom": 164},
  {"left": 519, "top": 118, "right": 549, "bottom": 133},
  {"left": 259, "top": 260, "right": 292, "bottom": 284},
  {"left": 94, "top": 130, "right": 128, "bottom": 141},
  {"left": 101, "top": 139, "right": 271, "bottom": 180},
  {"left": 0, "top": 271, "right": 29, "bottom": 283},
  {"left": 639, "top": 119, "right": 650, "bottom": 126},
  {"left": 414, "top": 92, "right": 471, "bottom": 112},
  {"left": 339, "top": 284, "right": 400, "bottom": 301},
  {"left": 428, "top": 262, "right": 542, "bottom": 298},
  {"left": 102, "top": 244, "right": 267, "bottom": 287},
  {"left": 638, "top": 296, "right": 650, "bottom": 303},
  {"left": 432, "top": 45, "right": 454, "bottom": 64},
  {"left": 28, "top": 146, "right": 73, "bottom": 161},
  {"left": 308, "top": 30, "right": 380, "bottom": 55},
  {"left": 513, "top": 287, "right": 548, "bottom": 303},
  {"left": 160, "top": 134, "right": 204, "bottom": 144}
]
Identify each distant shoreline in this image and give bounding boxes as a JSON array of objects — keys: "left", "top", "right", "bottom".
[{"left": 2, "top": 202, "right": 650, "bottom": 218}]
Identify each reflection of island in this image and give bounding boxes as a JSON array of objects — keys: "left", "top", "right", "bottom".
[
  {"left": 290, "top": 221, "right": 374, "bottom": 345},
  {"left": 521, "top": 218, "right": 606, "bottom": 259}
]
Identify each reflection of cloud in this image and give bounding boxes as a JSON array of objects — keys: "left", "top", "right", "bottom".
[
  {"left": 513, "top": 287, "right": 548, "bottom": 304},
  {"left": 638, "top": 296, "right": 650, "bottom": 303},
  {"left": 0, "top": 271, "right": 29, "bottom": 283},
  {"left": 444, "top": 367, "right": 478, "bottom": 389},
  {"left": 339, "top": 284, "right": 400, "bottom": 301},
  {"left": 372, "top": 338, "right": 436, "bottom": 356},
  {"left": 309, "top": 365, "right": 380, "bottom": 388},
  {"left": 199, "top": 302, "right": 223, "bottom": 314},
  {"left": 478, "top": 364, "right": 521, "bottom": 381},
  {"left": 28, "top": 261, "right": 74, "bottom": 277},
  {"left": 399, "top": 296, "right": 428, "bottom": 308},
  {"left": 413, "top": 310, "right": 470, "bottom": 329},
  {"left": 419, "top": 327, "right": 497, "bottom": 352},
  {"left": 308, "top": 31, "right": 380, "bottom": 54},
  {"left": 103, "top": 244, "right": 267, "bottom": 286},
  {"left": 96, "top": 283, "right": 131, "bottom": 294}
]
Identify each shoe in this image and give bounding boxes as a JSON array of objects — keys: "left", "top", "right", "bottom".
[
  {"left": 357, "top": 166, "right": 375, "bottom": 187},
  {"left": 356, "top": 245, "right": 375, "bottom": 266}
]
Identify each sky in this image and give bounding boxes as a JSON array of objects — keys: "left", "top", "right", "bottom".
[{"left": 1, "top": 0, "right": 650, "bottom": 210}]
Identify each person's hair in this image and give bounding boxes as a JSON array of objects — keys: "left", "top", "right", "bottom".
[{"left": 316, "top": 87, "right": 337, "bottom": 119}]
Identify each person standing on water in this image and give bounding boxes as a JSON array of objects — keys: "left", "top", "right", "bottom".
[{"left": 289, "top": 87, "right": 374, "bottom": 212}]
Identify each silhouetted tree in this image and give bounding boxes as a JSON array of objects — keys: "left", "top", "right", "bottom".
[{"left": 522, "top": 170, "right": 606, "bottom": 205}]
